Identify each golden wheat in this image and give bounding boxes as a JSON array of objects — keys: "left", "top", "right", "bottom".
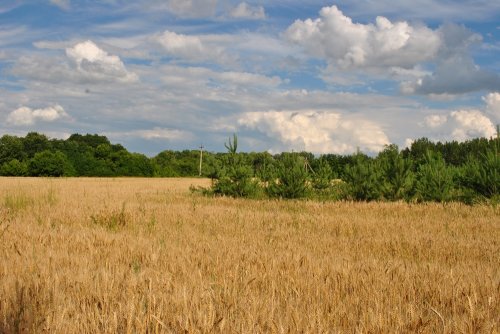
[{"left": 0, "top": 177, "right": 499, "bottom": 333}]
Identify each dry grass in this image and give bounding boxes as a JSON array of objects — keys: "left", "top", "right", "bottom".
[{"left": 0, "top": 177, "right": 499, "bottom": 333}]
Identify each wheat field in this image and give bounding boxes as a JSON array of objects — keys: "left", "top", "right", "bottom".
[{"left": 0, "top": 177, "right": 498, "bottom": 333}]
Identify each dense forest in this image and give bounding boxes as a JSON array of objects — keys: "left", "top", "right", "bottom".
[{"left": 0, "top": 132, "right": 498, "bottom": 203}]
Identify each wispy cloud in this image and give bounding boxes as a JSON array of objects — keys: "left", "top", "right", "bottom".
[
  {"left": 49, "top": 0, "right": 70, "bottom": 10},
  {"left": 230, "top": 2, "right": 266, "bottom": 20}
]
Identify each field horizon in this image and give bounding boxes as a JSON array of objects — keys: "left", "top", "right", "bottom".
[{"left": 1, "top": 177, "right": 499, "bottom": 333}]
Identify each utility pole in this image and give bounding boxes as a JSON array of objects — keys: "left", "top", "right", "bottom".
[{"left": 198, "top": 144, "right": 204, "bottom": 177}]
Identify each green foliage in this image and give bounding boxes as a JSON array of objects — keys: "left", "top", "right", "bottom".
[
  {"left": 211, "top": 134, "right": 262, "bottom": 198},
  {"left": 312, "top": 158, "right": 334, "bottom": 191},
  {"left": 224, "top": 133, "right": 238, "bottom": 155},
  {"left": 28, "top": 150, "right": 75, "bottom": 177},
  {"left": 212, "top": 164, "right": 261, "bottom": 198},
  {"left": 416, "top": 151, "right": 455, "bottom": 202},
  {"left": 267, "top": 153, "right": 309, "bottom": 199},
  {"left": 0, "top": 159, "right": 28, "bottom": 176},
  {"left": 0, "top": 135, "right": 26, "bottom": 165},
  {"left": 343, "top": 153, "right": 382, "bottom": 201},
  {"left": 0, "top": 131, "right": 497, "bottom": 205},
  {"left": 377, "top": 145, "right": 415, "bottom": 201},
  {"left": 152, "top": 150, "right": 200, "bottom": 177},
  {"left": 111, "top": 151, "right": 154, "bottom": 177},
  {"left": 68, "top": 133, "right": 111, "bottom": 148},
  {"left": 459, "top": 149, "right": 499, "bottom": 199},
  {"left": 23, "top": 132, "right": 51, "bottom": 158}
]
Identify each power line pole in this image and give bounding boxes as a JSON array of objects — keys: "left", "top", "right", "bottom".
[{"left": 198, "top": 144, "right": 204, "bottom": 177}]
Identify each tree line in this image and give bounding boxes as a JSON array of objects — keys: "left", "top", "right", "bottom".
[{"left": 0, "top": 132, "right": 498, "bottom": 203}]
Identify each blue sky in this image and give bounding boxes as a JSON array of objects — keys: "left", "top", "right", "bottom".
[{"left": 1, "top": 0, "right": 499, "bottom": 155}]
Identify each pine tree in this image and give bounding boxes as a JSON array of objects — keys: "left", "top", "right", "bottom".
[
  {"left": 416, "top": 151, "right": 455, "bottom": 202},
  {"left": 377, "top": 145, "right": 415, "bottom": 201}
]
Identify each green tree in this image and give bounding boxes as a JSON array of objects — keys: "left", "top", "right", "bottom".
[
  {"left": 28, "top": 150, "right": 75, "bottom": 177},
  {"left": 67, "top": 133, "right": 111, "bottom": 148},
  {"left": 377, "top": 144, "right": 415, "bottom": 201},
  {"left": 343, "top": 153, "right": 382, "bottom": 201},
  {"left": 0, "top": 159, "right": 28, "bottom": 176},
  {"left": 312, "top": 158, "right": 334, "bottom": 191},
  {"left": 403, "top": 137, "right": 436, "bottom": 170},
  {"left": 22, "top": 132, "right": 51, "bottom": 158},
  {"left": 111, "top": 151, "right": 154, "bottom": 176},
  {"left": 460, "top": 150, "right": 499, "bottom": 199},
  {"left": 267, "top": 153, "right": 309, "bottom": 199},
  {"left": 211, "top": 134, "right": 261, "bottom": 198},
  {"left": 416, "top": 151, "right": 455, "bottom": 202},
  {"left": 0, "top": 135, "right": 26, "bottom": 165}
]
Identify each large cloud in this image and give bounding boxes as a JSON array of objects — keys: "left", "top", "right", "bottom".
[
  {"left": 6, "top": 105, "right": 69, "bottom": 126},
  {"left": 65, "top": 40, "right": 138, "bottom": 83},
  {"left": 285, "top": 6, "right": 499, "bottom": 95},
  {"left": 423, "top": 107, "right": 496, "bottom": 142},
  {"left": 238, "top": 110, "right": 390, "bottom": 154},
  {"left": 285, "top": 6, "right": 440, "bottom": 71}
]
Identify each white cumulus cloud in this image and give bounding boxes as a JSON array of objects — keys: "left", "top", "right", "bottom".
[
  {"left": 423, "top": 109, "right": 496, "bottom": 142},
  {"left": 65, "top": 40, "right": 138, "bottom": 83},
  {"left": 7, "top": 105, "right": 69, "bottom": 126},
  {"left": 450, "top": 110, "right": 496, "bottom": 141},
  {"left": 285, "top": 6, "right": 440, "bottom": 71},
  {"left": 238, "top": 110, "right": 390, "bottom": 154},
  {"left": 424, "top": 114, "right": 448, "bottom": 128},
  {"left": 230, "top": 2, "right": 266, "bottom": 20}
]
